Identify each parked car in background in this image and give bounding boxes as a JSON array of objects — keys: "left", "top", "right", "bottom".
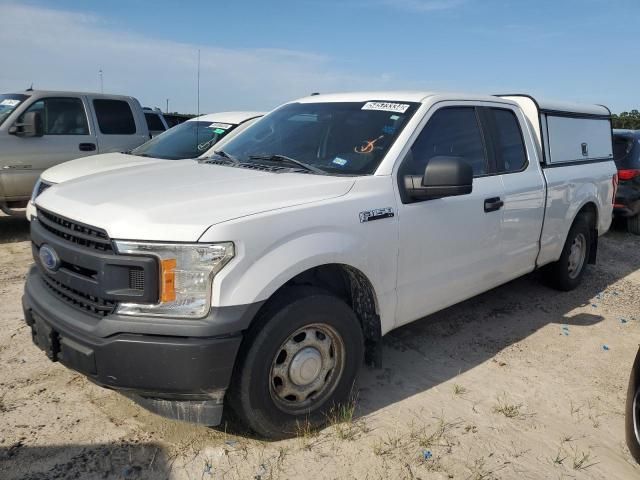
[
  {"left": 163, "top": 113, "right": 193, "bottom": 128},
  {"left": 627, "top": 347, "right": 640, "bottom": 463},
  {"left": 24, "top": 91, "right": 616, "bottom": 438},
  {"left": 26, "top": 111, "right": 263, "bottom": 220},
  {"left": 0, "top": 90, "right": 150, "bottom": 216},
  {"left": 613, "top": 129, "right": 640, "bottom": 234},
  {"left": 143, "top": 107, "right": 169, "bottom": 137}
]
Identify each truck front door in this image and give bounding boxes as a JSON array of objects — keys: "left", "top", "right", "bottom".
[
  {"left": 395, "top": 105, "right": 505, "bottom": 326},
  {"left": 0, "top": 96, "right": 97, "bottom": 201}
]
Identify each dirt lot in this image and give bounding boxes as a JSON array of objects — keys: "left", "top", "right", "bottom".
[{"left": 1, "top": 213, "right": 639, "bottom": 480}]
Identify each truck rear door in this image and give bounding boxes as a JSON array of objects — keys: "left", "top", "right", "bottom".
[
  {"left": 87, "top": 96, "right": 149, "bottom": 153},
  {"left": 480, "top": 106, "right": 545, "bottom": 280}
]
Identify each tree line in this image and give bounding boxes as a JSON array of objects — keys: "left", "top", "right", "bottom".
[{"left": 612, "top": 110, "right": 640, "bottom": 130}]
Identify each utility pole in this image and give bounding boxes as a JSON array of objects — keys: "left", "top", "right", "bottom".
[
  {"left": 196, "top": 49, "right": 200, "bottom": 117},
  {"left": 98, "top": 69, "right": 104, "bottom": 93},
  {"left": 166, "top": 98, "right": 169, "bottom": 114}
]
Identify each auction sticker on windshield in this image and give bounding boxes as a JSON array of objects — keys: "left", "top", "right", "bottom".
[
  {"left": 362, "top": 102, "right": 410, "bottom": 114},
  {"left": 209, "top": 123, "right": 232, "bottom": 130},
  {"left": 0, "top": 99, "right": 20, "bottom": 106}
]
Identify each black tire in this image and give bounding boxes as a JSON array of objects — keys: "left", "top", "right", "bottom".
[
  {"left": 628, "top": 214, "right": 640, "bottom": 235},
  {"left": 543, "top": 215, "right": 591, "bottom": 291},
  {"left": 229, "top": 286, "right": 364, "bottom": 439},
  {"left": 626, "top": 348, "right": 640, "bottom": 463}
]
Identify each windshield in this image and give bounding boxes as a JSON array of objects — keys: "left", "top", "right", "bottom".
[
  {"left": 217, "top": 101, "right": 420, "bottom": 175},
  {"left": 131, "top": 120, "right": 238, "bottom": 159},
  {"left": 0, "top": 94, "right": 28, "bottom": 127}
]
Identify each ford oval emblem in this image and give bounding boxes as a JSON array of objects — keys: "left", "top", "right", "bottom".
[{"left": 39, "top": 244, "right": 61, "bottom": 272}]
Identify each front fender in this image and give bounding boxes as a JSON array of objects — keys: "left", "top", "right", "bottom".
[{"left": 216, "top": 226, "right": 390, "bottom": 307}]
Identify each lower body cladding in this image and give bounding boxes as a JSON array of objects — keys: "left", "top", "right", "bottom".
[{"left": 22, "top": 266, "right": 261, "bottom": 426}]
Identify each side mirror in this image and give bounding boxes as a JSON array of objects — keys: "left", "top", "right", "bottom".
[
  {"left": 404, "top": 156, "right": 473, "bottom": 201},
  {"left": 10, "top": 111, "right": 44, "bottom": 137}
]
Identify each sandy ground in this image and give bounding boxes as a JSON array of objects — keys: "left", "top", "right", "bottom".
[{"left": 1, "top": 212, "right": 640, "bottom": 480}]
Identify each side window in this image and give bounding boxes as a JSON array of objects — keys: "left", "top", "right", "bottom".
[
  {"left": 20, "top": 98, "right": 89, "bottom": 135},
  {"left": 145, "top": 113, "right": 166, "bottom": 131},
  {"left": 491, "top": 108, "right": 527, "bottom": 173},
  {"left": 405, "top": 107, "right": 487, "bottom": 177},
  {"left": 93, "top": 99, "right": 136, "bottom": 134}
]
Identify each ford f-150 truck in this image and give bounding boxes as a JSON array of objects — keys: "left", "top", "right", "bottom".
[
  {"left": 23, "top": 91, "right": 617, "bottom": 439},
  {"left": 0, "top": 90, "right": 150, "bottom": 216}
]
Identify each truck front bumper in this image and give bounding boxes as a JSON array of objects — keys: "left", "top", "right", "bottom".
[{"left": 22, "top": 266, "right": 257, "bottom": 426}]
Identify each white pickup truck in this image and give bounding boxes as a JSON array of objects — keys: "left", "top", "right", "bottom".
[
  {"left": 0, "top": 90, "right": 151, "bottom": 215},
  {"left": 23, "top": 91, "right": 616, "bottom": 438}
]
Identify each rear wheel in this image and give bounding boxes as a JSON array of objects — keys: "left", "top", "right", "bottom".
[
  {"left": 229, "top": 286, "right": 364, "bottom": 439},
  {"left": 543, "top": 216, "right": 591, "bottom": 291},
  {"left": 628, "top": 214, "right": 640, "bottom": 235}
]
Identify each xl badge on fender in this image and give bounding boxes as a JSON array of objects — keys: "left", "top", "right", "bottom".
[{"left": 359, "top": 207, "right": 394, "bottom": 223}]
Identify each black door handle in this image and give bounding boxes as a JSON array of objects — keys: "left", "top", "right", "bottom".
[
  {"left": 484, "top": 197, "right": 504, "bottom": 212},
  {"left": 79, "top": 143, "right": 96, "bottom": 152}
]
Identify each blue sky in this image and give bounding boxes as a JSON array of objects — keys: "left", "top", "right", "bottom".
[{"left": 1, "top": 0, "right": 638, "bottom": 114}]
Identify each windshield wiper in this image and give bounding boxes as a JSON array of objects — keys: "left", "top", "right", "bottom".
[
  {"left": 200, "top": 150, "right": 240, "bottom": 164},
  {"left": 212, "top": 150, "right": 240, "bottom": 163},
  {"left": 248, "top": 154, "right": 327, "bottom": 175}
]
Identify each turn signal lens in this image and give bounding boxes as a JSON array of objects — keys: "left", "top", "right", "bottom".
[{"left": 160, "top": 258, "right": 177, "bottom": 302}]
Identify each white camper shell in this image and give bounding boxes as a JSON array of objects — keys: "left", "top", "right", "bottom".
[{"left": 499, "top": 95, "right": 613, "bottom": 165}]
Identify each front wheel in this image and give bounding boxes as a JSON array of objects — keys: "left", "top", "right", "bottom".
[
  {"left": 543, "top": 216, "right": 591, "bottom": 291},
  {"left": 229, "top": 287, "right": 364, "bottom": 439}
]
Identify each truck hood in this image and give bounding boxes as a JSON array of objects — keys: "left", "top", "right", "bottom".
[
  {"left": 41, "top": 152, "right": 167, "bottom": 184},
  {"left": 36, "top": 161, "right": 356, "bottom": 241}
]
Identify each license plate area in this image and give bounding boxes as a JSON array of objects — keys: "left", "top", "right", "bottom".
[{"left": 31, "top": 313, "right": 60, "bottom": 361}]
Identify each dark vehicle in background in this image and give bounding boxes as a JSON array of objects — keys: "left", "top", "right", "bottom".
[
  {"left": 613, "top": 129, "right": 640, "bottom": 234},
  {"left": 143, "top": 107, "right": 169, "bottom": 137},
  {"left": 627, "top": 347, "right": 640, "bottom": 463}
]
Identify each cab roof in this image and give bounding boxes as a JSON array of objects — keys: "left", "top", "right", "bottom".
[
  {"left": 294, "top": 91, "right": 610, "bottom": 117},
  {"left": 294, "top": 91, "right": 506, "bottom": 104},
  {"left": 10, "top": 89, "right": 138, "bottom": 101}
]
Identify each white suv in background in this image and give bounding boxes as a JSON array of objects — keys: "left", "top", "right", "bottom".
[{"left": 26, "top": 111, "right": 263, "bottom": 220}]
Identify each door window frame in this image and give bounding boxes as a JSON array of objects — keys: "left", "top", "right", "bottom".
[
  {"left": 395, "top": 102, "right": 498, "bottom": 204},
  {"left": 17, "top": 96, "right": 91, "bottom": 136},
  {"left": 478, "top": 106, "right": 529, "bottom": 175},
  {"left": 92, "top": 98, "right": 138, "bottom": 135}
]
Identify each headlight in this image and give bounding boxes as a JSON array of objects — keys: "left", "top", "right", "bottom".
[{"left": 114, "top": 241, "right": 234, "bottom": 318}]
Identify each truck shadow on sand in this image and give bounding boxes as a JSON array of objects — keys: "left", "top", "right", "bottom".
[
  {"left": 355, "top": 228, "right": 639, "bottom": 418},
  {"left": 0, "top": 442, "right": 172, "bottom": 480},
  {"left": 0, "top": 214, "right": 30, "bottom": 244}
]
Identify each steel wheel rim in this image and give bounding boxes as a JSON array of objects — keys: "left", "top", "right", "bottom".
[
  {"left": 634, "top": 385, "right": 640, "bottom": 447},
  {"left": 567, "top": 233, "right": 586, "bottom": 279},
  {"left": 269, "top": 323, "right": 345, "bottom": 415}
]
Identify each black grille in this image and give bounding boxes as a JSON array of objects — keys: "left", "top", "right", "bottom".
[
  {"left": 37, "top": 208, "right": 113, "bottom": 252},
  {"left": 36, "top": 181, "right": 52, "bottom": 198},
  {"left": 129, "top": 268, "right": 145, "bottom": 290},
  {"left": 41, "top": 273, "right": 116, "bottom": 317}
]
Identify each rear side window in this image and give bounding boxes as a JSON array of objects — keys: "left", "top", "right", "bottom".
[
  {"left": 93, "top": 99, "right": 136, "bottom": 134},
  {"left": 613, "top": 136, "right": 632, "bottom": 161},
  {"left": 20, "top": 97, "right": 89, "bottom": 135},
  {"left": 491, "top": 108, "right": 527, "bottom": 173},
  {"left": 145, "top": 112, "right": 166, "bottom": 131},
  {"left": 404, "top": 107, "right": 488, "bottom": 177}
]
